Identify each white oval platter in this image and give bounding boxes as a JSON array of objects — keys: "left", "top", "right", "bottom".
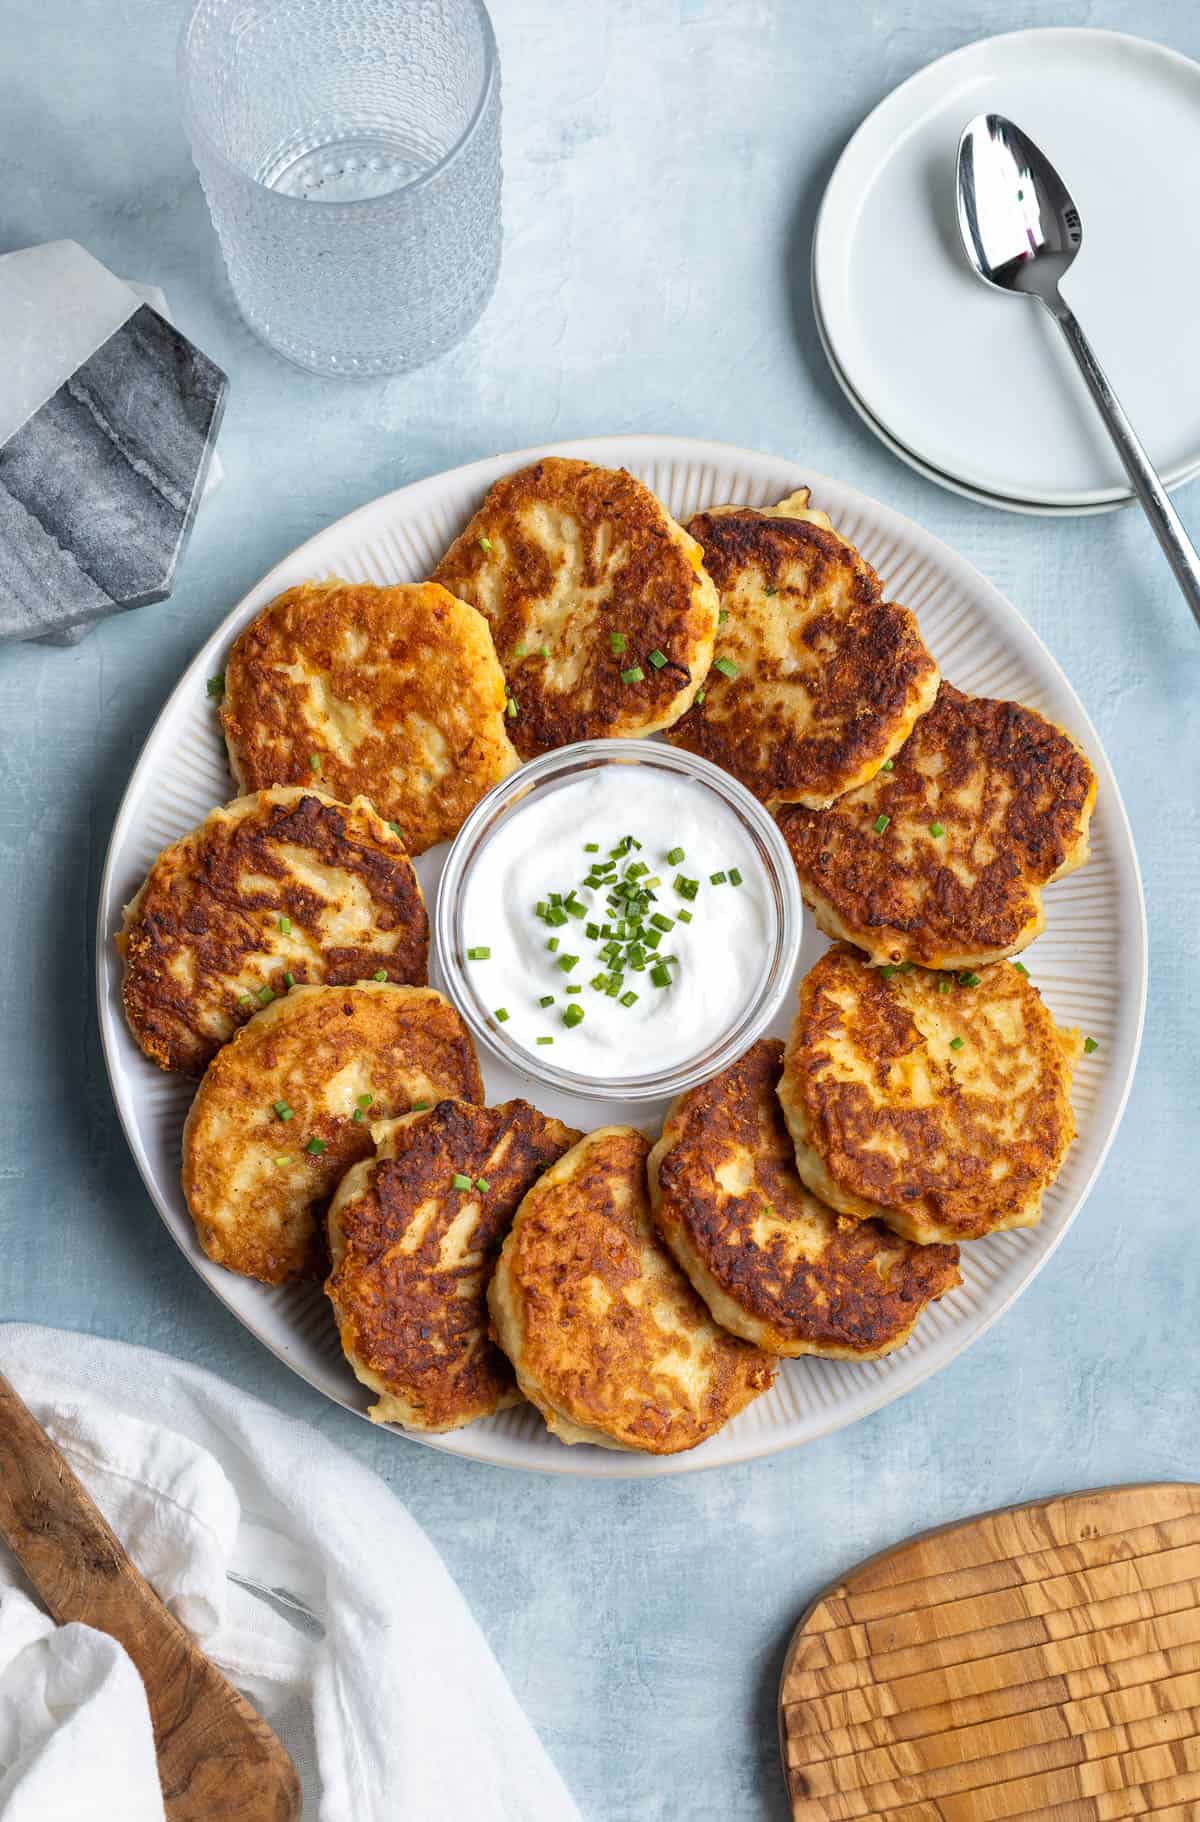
[{"left": 97, "top": 435, "right": 1146, "bottom": 1476}]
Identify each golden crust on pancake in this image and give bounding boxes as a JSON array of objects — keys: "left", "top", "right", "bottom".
[
  {"left": 666, "top": 494, "right": 939, "bottom": 807},
  {"left": 220, "top": 579, "right": 519, "bottom": 854},
  {"left": 779, "top": 946, "right": 1082, "bottom": 1246},
  {"left": 648, "top": 1040, "right": 960, "bottom": 1357},
  {"left": 181, "top": 984, "right": 482, "bottom": 1284},
  {"left": 778, "top": 682, "right": 1097, "bottom": 969},
  {"left": 488, "top": 1126, "right": 774, "bottom": 1453},
  {"left": 430, "top": 458, "right": 718, "bottom": 756},
  {"left": 119, "top": 787, "right": 428, "bottom": 1075},
  {"left": 326, "top": 1098, "right": 579, "bottom": 1432}
]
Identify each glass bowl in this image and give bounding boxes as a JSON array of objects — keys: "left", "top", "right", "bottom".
[{"left": 434, "top": 740, "right": 803, "bottom": 1103}]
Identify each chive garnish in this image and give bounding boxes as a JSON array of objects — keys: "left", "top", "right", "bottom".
[
  {"left": 650, "top": 912, "right": 674, "bottom": 932},
  {"left": 206, "top": 673, "right": 225, "bottom": 698},
  {"left": 958, "top": 971, "right": 981, "bottom": 988},
  {"left": 410, "top": 1101, "right": 430, "bottom": 1111},
  {"left": 452, "top": 1172, "right": 472, "bottom": 1189},
  {"left": 619, "top": 990, "right": 638, "bottom": 1007},
  {"left": 584, "top": 842, "right": 599, "bottom": 852},
  {"left": 352, "top": 1109, "right": 365, "bottom": 1123},
  {"left": 274, "top": 1155, "right": 289, "bottom": 1168},
  {"left": 278, "top": 915, "right": 292, "bottom": 934},
  {"left": 650, "top": 962, "right": 672, "bottom": 988},
  {"left": 874, "top": 814, "right": 890, "bottom": 834},
  {"left": 283, "top": 971, "right": 295, "bottom": 989},
  {"left": 478, "top": 535, "right": 492, "bottom": 552},
  {"left": 1013, "top": 960, "right": 1029, "bottom": 975},
  {"left": 610, "top": 631, "right": 627, "bottom": 654},
  {"left": 239, "top": 994, "right": 254, "bottom": 1008},
  {"left": 696, "top": 689, "right": 706, "bottom": 705},
  {"left": 273, "top": 1101, "right": 294, "bottom": 1121},
  {"left": 467, "top": 946, "right": 491, "bottom": 960},
  {"left": 937, "top": 978, "right": 953, "bottom": 994},
  {"left": 674, "top": 875, "right": 698, "bottom": 900},
  {"left": 565, "top": 983, "right": 582, "bottom": 995},
  {"left": 536, "top": 1035, "right": 554, "bottom": 1045},
  {"left": 620, "top": 665, "right": 645, "bottom": 684},
  {"left": 475, "top": 1178, "right": 490, "bottom": 1193},
  {"left": 1084, "top": 1036, "right": 1099, "bottom": 1054},
  {"left": 557, "top": 953, "right": 579, "bottom": 972},
  {"left": 506, "top": 697, "right": 518, "bottom": 718},
  {"left": 306, "top": 1137, "right": 326, "bottom": 1154},
  {"left": 714, "top": 656, "right": 738, "bottom": 678},
  {"left": 387, "top": 821, "right": 405, "bottom": 841},
  {"left": 666, "top": 846, "right": 685, "bottom": 866},
  {"left": 563, "top": 1004, "right": 584, "bottom": 1028},
  {"left": 648, "top": 649, "right": 667, "bottom": 669},
  {"left": 881, "top": 758, "right": 894, "bottom": 771},
  {"left": 729, "top": 867, "right": 743, "bottom": 887},
  {"left": 538, "top": 994, "right": 554, "bottom": 1008},
  {"left": 495, "top": 1007, "right": 510, "bottom": 1022},
  {"left": 949, "top": 1037, "right": 965, "bottom": 1051},
  {"left": 257, "top": 986, "right": 275, "bottom": 1005},
  {"left": 710, "top": 870, "right": 727, "bottom": 885},
  {"left": 373, "top": 968, "right": 388, "bottom": 982},
  {"left": 764, "top": 586, "right": 778, "bottom": 596},
  {"left": 678, "top": 909, "right": 693, "bottom": 924},
  {"left": 718, "top": 608, "right": 730, "bottom": 622},
  {"left": 309, "top": 753, "right": 321, "bottom": 772},
  {"left": 547, "top": 936, "right": 559, "bottom": 952},
  {"left": 357, "top": 1093, "right": 373, "bottom": 1109},
  {"left": 929, "top": 821, "right": 945, "bottom": 838}
]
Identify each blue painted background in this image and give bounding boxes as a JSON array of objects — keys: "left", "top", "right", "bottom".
[{"left": 1, "top": 3, "right": 1197, "bottom": 1817}]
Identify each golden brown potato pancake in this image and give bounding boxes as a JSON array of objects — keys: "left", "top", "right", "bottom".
[
  {"left": 666, "top": 494, "right": 939, "bottom": 807},
  {"left": 119, "top": 787, "right": 427, "bottom": 1075},
  {"left": 488, "top": 1126, "right": 774, "bottom": 1453},
  {"left": 779, "top": 946, "right": 1082, "bottom": 1245},
  {"left": 182, "top": 983, "right": 482, "bottom": 1284},
  {"left": 430, "top": 458, "right": 718, "bottom": 755},
  {"left": 220, "top": 579, "right": 518, "bottom": 854},
  {"left": 778, "top": 682, "right": 1097, "bottom": 969},
  {"left": 326, "top": 1098, "right": 579, "bottom": 1432},
  {"left": 648, "top": 1040, "right": 960, "bottom": 1357}
]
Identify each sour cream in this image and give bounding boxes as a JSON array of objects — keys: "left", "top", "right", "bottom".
[{"left": 458, "top": 766, "right": 772, "bottom": 1080}]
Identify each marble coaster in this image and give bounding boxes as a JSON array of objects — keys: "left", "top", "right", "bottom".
[{"left": 0, "top": 241, "right": 227, "bottom": 645}]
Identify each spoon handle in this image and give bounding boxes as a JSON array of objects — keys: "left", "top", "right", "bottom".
[{"left": 1052, "top": 300, "right": 1200, "bottom": 630}]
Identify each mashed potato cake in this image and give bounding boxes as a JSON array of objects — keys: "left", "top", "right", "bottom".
[
  {"left": 648, "top": 1040, "right": 960, "bottom": 1357},
  {"left": 667, "top": 494, "right": 939, "bottom": 807},
  {"left": 326, "top": 1098, "right": 579, "bottom": 1432},
  {"left": 182, "top": 984, "right": 482, "bottom": 1284},
  {"left": 221, "top": 579, "right": 519, "bottom": 854},
  {"left": 120, "top": 787, "right": 428, "bottom": 1075},
  {"left": 430, "top": 458, "right": 718, "bottom": 755},
  {"left": 488, "top": 1126, "right": 774, "bottom": 1453},
  {"left": 779, "top": 946, "right": 1082, "bottom": 1246},
  {"left": 778, "top": 682, "right": 1097, "bottom": 969}
]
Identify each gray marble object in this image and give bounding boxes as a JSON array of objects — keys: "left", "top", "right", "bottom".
[{"left": 0, "top": 302, "right": 226, "bottom": 643}]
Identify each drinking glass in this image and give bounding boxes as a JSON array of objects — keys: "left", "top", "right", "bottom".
[{"left": 178, "top": 0, "right": 501, "bottom": 376}]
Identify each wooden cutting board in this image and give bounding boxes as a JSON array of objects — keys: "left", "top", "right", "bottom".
[{"left": 778, "top": 1483, "right": 1200, "bottom": 1821}]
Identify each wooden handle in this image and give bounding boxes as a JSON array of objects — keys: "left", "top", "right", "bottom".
[{"left": 0, "top": 1370, "right": 301, "bottom": 1822}]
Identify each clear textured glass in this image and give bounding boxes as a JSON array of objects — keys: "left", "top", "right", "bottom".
[
  {"left": 178, "top": 0, "right": 501, "bottom": 376},
  {"left": 434, "top": 741, "right": 804, "bottom": 1104}
]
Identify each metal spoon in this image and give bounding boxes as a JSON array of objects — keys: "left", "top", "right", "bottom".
[{"left": 957, "top": 112, "right": 1200, "bottom": 629}]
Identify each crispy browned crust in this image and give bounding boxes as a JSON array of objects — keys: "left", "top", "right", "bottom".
[
  {"left": 430, "top": 458, "right": 717, "bottom": 756},
  {"left": 120, "top": 789, "right": 428, "bottom": 1075},
  {"left": 778, "top": 683, "right": 1098, "bottom": 968},
  {"left": 781, "top": 947, "right": 1081, "bottom": 1245},
  {"left": 650, "top": 1041, "right": 959, "bottom": 1356},
  {"left": 221, "top": 580, "right": 518, "bottom": 854},
  {"left": 667, "top": 507, "right": 939, "bottom": 806},
  {"left": 326, "top": 1099, "right": 579, "bottom": 1431},
  {"left": 492, "top": 1127, "right": 774, "bottom": 1454},
  {"left": 182, "top": 984, "right": 483, "bottom": 1284}
]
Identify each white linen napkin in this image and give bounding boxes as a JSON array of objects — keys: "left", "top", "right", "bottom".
[{"left": 0, "top": 1325, "right": 580, "bottom": 1822}]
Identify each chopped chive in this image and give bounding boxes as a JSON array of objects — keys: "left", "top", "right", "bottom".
[
  {"left": 881, "top": 965, "right": 899, "bottom": 980},
  {"left": 274, "top": 1155, "right": 289, "bottom": 1168},
  {"left": 478, "top": 535, "right": 493, "bottom": 552},
  {"left": 373, "top": 968, "right": 388, "bottom": 982},
  {"left": 1013, "top": 960, "right": 1030, "bottom": 976},
  {"left": 650, "top": 962, "right": 672, "bottom": 988},
  {"left": 387, "top": 821, "right": 405, "bottom": 842},
  {"left": 536, "top": 1035, "right": 554, "bottom": 1046},
  {"left": 666, "top": 846, "right": 685, "bottom": 866},
  {"left": 506, "top": 697, "right": 518, "bottom": 718},
  {"left": 563, "top": 1004, "right": 584, "bottom": 1028},
  {"left": 881, "top": 758, "right": 894, "bottom": 771},
  {"left": 475, "top": 1177, "right": 490, "bottom": 1193},
  {"left": 565, "top": 984, "right": 582, "bottom": 995},
  {"left": 718, "top": 608, "right": 730, "bottom": 623},
  {"left": 278, "top": 915, "right": 292, "bottom": 934},
  {"left": 557, "top": 953, "right": 579, "bottom": 972},
  {"left": 257, "top": 986, "right": 275, "bottom": 1005},
  {"left": 958, "top": 971, "right": 982, "bottom": 988},
  {"left": 584, "top": 841, "right": 600, "bottom": 852},
  {"left": 764, "top": 586, "right": 778, "bottom": 597},
  {"left": 937, "top": 978, "right": 953, "bottom": 994},
  {"left": 874, "top": 814, "right": 890, "bottom": 834},
  {"left": 514, "top": 642, "right": 528, "bottom": 659},
  {"left": 466, "top": 946, "right": 491, "bottom": 960},
  {"left": 714, "top": 656, "right": 738, "bottom": 679},
  {"left": 949, "top": 1037, "right": 965, "bottom": 1051},
  {"left": 585, "top": 922, "right": 600, "bottom": 940},
  {"left": 352, "top": 1108, "right": 365, "bottom": 1123},
  {"left": 696, "top": 689, "right": 706, "bottom": 705},
  {"left": 306, "top": 1137, "right": 327, "bottom": 1154},
  {"left": 538, "top": 994, "right": 555, "bottom": 1008},
  {"left": 309, "top": 753, "right": 321, "bottom": 772},
  {"left": 538, "top": 644, "right": 551, "bottom": 658},
  {"left": 206, "top": 673, "right": 225, "bottom": 698},
  {"left": 590, "top": 973, "right": 609, "bottom": 992},
  {"left": 710, "top": 870, "right": 727, "bottom": 885},
  {"left": 678, "top": 908, "right": 693, "bottom": 924},
  {"left": 410, "top": 1101, "right": 430, "bottom": 1111},
  {"left": 494, "top": 1007, "right": 510, "bottom": 1022},
  {"left": 239, "top": 994, "right": 254, "bottom": 1008},
  {"left": 357, "top": 1093, "right": 374, "bottom": 1109},
  {"left": 452, "top": 1172, "right": 472, "bottom": 1189},
  {"left": 619, "top": 990, "right": 638, "bottom": 1007},
  {"left": 283, "top": 971, "right": 296, "bottom": 989},
  {"left": 898, "top": 961, "right": 915, "bottom": 973},
  {"left": 547, "top": 937, "right": 560, "bottom": 952},
  {"left": 650, "top": 912, "right": 675, "bottom": 932},
  {"left": 674, "top": 875, "right": 699, "bottom": 900},
  {"left": 729, "top": 867, "right": 743, "bottom": 887},
  {"left": 1084, "top": 1036, "right": 1099, "bottom": 1054},
  {"left": 620, "top": 665, "right": 645, "bottom": 684},
  {"left": 273, "top": 1101, "right": 294, "bottom": 1121},
  {"left": 610, "top": 631, "right": 627, "bottom": 654},
  {"left": 643, "top": 926, "right": 661, "bottom": 949},
  {"left": 929, "top": 821, "right": 945, "bottom": 838},
  {"left": 648, "top": 649, "right": 668, "bottom": 669}
]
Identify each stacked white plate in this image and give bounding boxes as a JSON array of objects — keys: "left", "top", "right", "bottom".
[{"left": 812, "top": 28, "right": 1200, "bottom": 514}]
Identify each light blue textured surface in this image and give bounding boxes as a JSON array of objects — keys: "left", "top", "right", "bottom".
[{"left": 1, "top": 5, "right": 1198, "bottom": 1818}]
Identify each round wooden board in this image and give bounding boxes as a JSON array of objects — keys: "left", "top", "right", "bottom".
[{"left": 779, "top": 1483, "right": 1200, "bottom": 1820}]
